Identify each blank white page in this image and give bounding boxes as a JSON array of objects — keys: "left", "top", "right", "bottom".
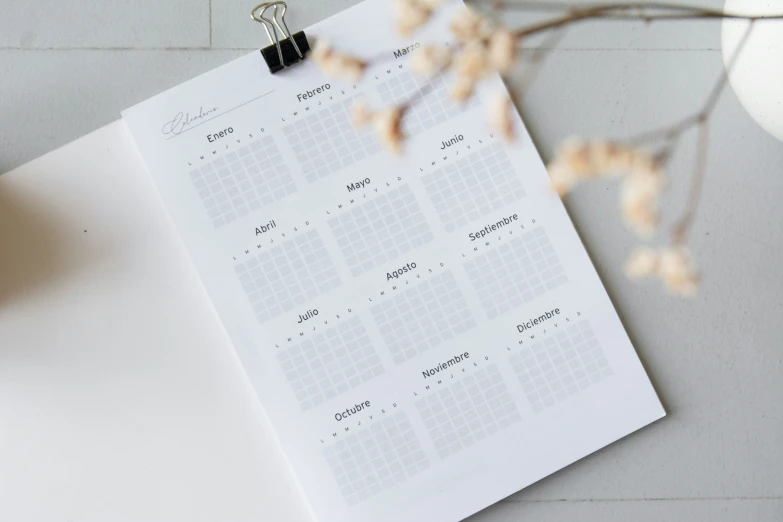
[{"left": 0, "top": 121, "right": 312, "bottom": 522}]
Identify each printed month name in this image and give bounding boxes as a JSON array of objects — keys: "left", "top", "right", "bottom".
[
  {"left": 335, "top": 400, "right": 371, "bottom": 421},
  {"left": 255, "top": 220, "right": 277, "bottom": 235},
  {"left": 517, "top": 308, "right": 560, "bottom": 333},
  {"left": 440, "top": 134, "right": 464, "bottom": 149},
  {"left": 469, "top": 214, "right": 519, "bottom": 241},
  {"left": 422, "top": 352, "right": 470, "bottom": 379},
  {"left": 387, "top": 262, "right": 416, "bottom": 280},
  {"left": 393, "top": 42, "right": 420, "bottom": 58},
  {"left": 207, "top": 127, "right": 233, "bottom": 143},
  {"left": 347, "top": 178, "right": 370, "bottom": 192},
  {"left": 297, "top": 83, "right": 331, "bottom": 102},
  {"left": 297, "top": 309, "right": 319, "bottom": 323}
]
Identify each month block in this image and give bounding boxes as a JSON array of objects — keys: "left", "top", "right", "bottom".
[
  {"left": 371, "top": 271, "right": 476, "bottom": 364},
  {"left": 189, "top": 136, "right": 296, "bottom": 228},
  {"left": 282, "top": 97, "right": 381, "bottom": 182},
  {"left": 509, "top": 321, "right": 613, "bottom": 412},
  {"left": 422, "top": 143, "right": 526, "bottom": 233},
  {"left": 234, "top": 229, "right": 342, "bottom": 323},
  {"left": 277, "top": 317, "right": 385, "bottom": 411},
  {"left": 464, "top": 227, "right": 567, "bottom": 319},
  {"left": 322, "top": 411, "right": 429, "bottom": 505},
  {"left": 328, "top": 185, "right": 435, "bottom": 277},
  {"left": 416, "top": 364, "right": 521, "bottom": 459}
]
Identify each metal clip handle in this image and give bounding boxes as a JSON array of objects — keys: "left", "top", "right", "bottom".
[{"left": 251, "top": 2, "right": 304, "bottom": 68}]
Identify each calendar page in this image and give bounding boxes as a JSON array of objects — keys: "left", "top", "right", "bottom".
[{"left": 122, "top": 1, "right": 664, "bottom": 520}]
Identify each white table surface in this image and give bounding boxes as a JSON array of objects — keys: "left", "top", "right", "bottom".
[{"left": 1, "top": 1, "right": 782, "bottom": 521}]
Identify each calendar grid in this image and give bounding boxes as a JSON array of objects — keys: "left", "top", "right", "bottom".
[
  {"left": 189, "top": 136, "right": 296, "bottom": 228},
  {"left": 371, "top": 271, "right": 476, "bottom": 364},
  {"left": 277, "top": 317, "right": 385, "bottom": 411},
  {"left": 282, "top": 97, "right": 381, "bottom": 182},
  {"left": 422, "top": 143, "right": 526, "bottom": 233},
  {"left": 510, "top": 320, "right": 613, "bottom": 412},
  {"left": 323, "top": 411, "right": 429, "bottom": 506},
  {"left": 376, "top": 72, "right": 480, "bottom": 137},
  {"left": 234, "top": 229, "right": 342, "bottom": 323},
  {"left": 328, "top": 185, "right": 435, "bottom": 277},
  {"left": 464, "top": 227, "right": 568, "bottom": 318},
  {"left": 416, "top": 364, "right": 521, "bottom": 459}
]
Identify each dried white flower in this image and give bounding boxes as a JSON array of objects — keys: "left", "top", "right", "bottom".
[
  {"left": 310, "top": 39, "right": 366, "bottom": 81},
  {"left": 490, "top": 94, "right": 515, "bottom": 142},
  {"left": 449, "top": 41, "right": 490, "bottom": 102},
  {"left": 624, "top": 245, "right": 699, "bottom": 296},
  {"left": 454, "top": 41, "right": 490, "bottom": 79},
  {"left": 624, "top": 247, "right": 660, "bottom": 279},
  {"left": 488, "top": 28, "right": 517, "bottom": 74},
  {"left": 549, "top": 138, "right": 643, "bottom": 180},
  {"left": 411, "top": 44, "right": 452, "bottom": 75},
  {"left": 351, "top": 100, "right": 373, "bottom": 128},
  {"left": 450, "top": 75, "right": 476, "bottom": 102},
  {"left": 350, "top": 102, "right": 405, "bottom": 155},
  {"left": 620, "top": 168, "right": 664, "bottom": 238},
  {"left": 547, "top": 138, "right": 665, "bottom": 236},
  {"left": 372, "top": 107, "right": 405, "bottom": 155},
  {"left": 557, "top": 139, "right": 591, "bottom": 173},
  {"left": 546, "top": 138, "right": 595, "bottom": 195},
  {"left": 394, "top": 0, "right": 442, "bottom": 36},
  {"left": 548, "top": 163, "right": 578, "bottom": 196},
  {"left": 449, "top": 7, "right": 494, "bottom": 42},
  {"left": 658, "top": 246, "right": 699, "bottom": 297}
]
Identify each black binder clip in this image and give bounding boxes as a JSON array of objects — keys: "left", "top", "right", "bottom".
[{"left": 252, "top": 2, "right": 310, "bottom": 74}]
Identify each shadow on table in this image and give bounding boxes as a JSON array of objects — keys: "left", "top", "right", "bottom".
[{"left": 0, "top": 183, "right": 75, "bottom": 307}]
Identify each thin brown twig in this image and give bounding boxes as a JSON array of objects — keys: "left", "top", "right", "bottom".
[
  {"left": 626, "top": 113, "right": 700, "bottom": 145},
  {"left": 484, "top": 0, "right": 782, "bottom": 17},
  {"left": 499, "top": 3, "right": 781, "bottom": 38},
  {"left": 701, "top": 23, "right": 754, "bottom": 115},
  {"left": 672, "top": 120, "right": 709, "bottom": 244},
  {"left": 625, "top": 19, "right": 756, "bottom": 147},
  {"left": 491, "top": 1, "right": 717, "bottom": 12},
  {"left": 664, "top": 20, "right": 756, "bottom": 243}
]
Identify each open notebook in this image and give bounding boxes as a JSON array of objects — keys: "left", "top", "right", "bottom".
[{"left": 119, "top": 1, "right": 665, "bottom": 521}]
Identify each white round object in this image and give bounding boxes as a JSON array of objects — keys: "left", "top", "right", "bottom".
[{"left": 722, "top": 0, "right": 783, "bottom": 142}]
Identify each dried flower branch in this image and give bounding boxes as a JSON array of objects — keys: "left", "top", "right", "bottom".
[
  {"left": 489, "top": 94, "right": 515, "bottom": 142},
  {"left": 479, "top": 2, "right": 783, "bottom": 37},
  {"left": 353, "top": 101, "right": 406, "bottom": 155},
  {"left": 311, "top": 39, "right": 367, "bottom": 81},
  {"left": 487, "top": 29, "right": 517, "bottom": 74},
  {"left": 620, "top": 167, "right": 665, "bottom": 238},
  {"left": 625, "top": 245, "right": 700, "bottom": 296},
  {"left": 450, "top": 6, "right": 494, "bottom": 41},
  {"left": 411, "top": 44, "right": 453, "bottom": 75},
  {"left": 394, "top": 0, "right": 444, "bottom": 36},
  {"left": 312, "top": 2, "right": 783, "bottom": 296}
]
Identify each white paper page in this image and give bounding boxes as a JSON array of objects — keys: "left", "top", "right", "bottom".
[
  {"left": 122, "top": 1, "right": 665, "bottom": 520},
  {"left": 0, "top": 121, "right": 312, "bottom": 522}
]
